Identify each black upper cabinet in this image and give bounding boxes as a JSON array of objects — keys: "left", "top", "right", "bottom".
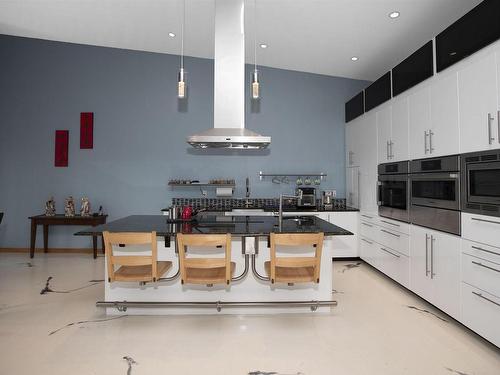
[
  {"left": 392, "top": 41, "right": 434, "bottom": 97},
  {"left": 364, "top": 72, "right": 391, "bottom": 112},
  {"left": 436, "top": 0, "right": 500, "bottom": 72},
  {"left": 345, "top": 92, "right": 365, "bottom": 123}
]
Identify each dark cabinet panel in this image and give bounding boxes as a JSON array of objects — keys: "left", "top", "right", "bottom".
[
  {"left": 436, "top": 0, "right": 500, "bottom": 72},
  {"left": 345, "top": 91, "right": 365, "bottom": 123},
  {"left": 365, "top": 72, "right": 391, "bottom": 112},
  {"left": 392, "top": 41, "right": 434, "bottom": 97}
]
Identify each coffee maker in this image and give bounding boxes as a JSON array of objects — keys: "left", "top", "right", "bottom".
[{"left": 321, "top": 190, "right": 335, "bottom": 209}]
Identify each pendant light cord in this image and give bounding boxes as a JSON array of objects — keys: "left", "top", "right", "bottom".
[
  {"left": 181, "top": 0, "right": 185, "bottom": 70},
  {"left": 253, "top": 0, "right": 257, "bottom": 71}
]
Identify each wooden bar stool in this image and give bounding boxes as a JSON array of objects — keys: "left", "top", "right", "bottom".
[
  {"left": 265, "top": 232, "right": 324, "bottom": 284},
  {"left": 103, "top": 231, "right": 172, "bottom": 283},
  {"left": 177, "top": 233, "right": 235, "bottom": 286}
]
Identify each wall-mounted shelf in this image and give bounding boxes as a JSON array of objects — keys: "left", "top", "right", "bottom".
[
  {"left": 168, "top": 182, "right": 235, "bottom": 188},
  {"left": 258, "top": 171, "right": 327, "bottom": 181}
]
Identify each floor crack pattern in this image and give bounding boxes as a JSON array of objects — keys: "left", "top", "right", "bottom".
[
  {"left": 40, "top": 276, "right": 103, "bottom": 295},
  {"left": 48, "top": 315, "right": 127, "bottom": 336},
  {"left": 406, "top": 305, "right": 448, "bottom": 322}
]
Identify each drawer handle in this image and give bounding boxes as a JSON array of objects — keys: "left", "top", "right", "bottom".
[
  {"left": 471, "top": 217, "right": 500, "bottom": 225},
  {"left": 471, "top": 245, "right": 500, "bottom": 257},
  {"left": 381, "top": 220, "right": 400, "bottom": 227},
  {"left": 471, "top": 261, "right": 500, "bottom": 273},
  {"left": 472, "top": 291, "right": 500, "bottom": 308},
  {"left": 380, "top": 247, "right": 401, "bottom": 258},
  {"left": 361, "top": 238, "right": 373, "bottom": 245},
  {"left": 380, "top": 229, "right": 401, "bottom": 238},
  {"left": 362, "top": 222, "right": 373, "bottom": 228},
  {"left": 361, "top": 214, "right": 373, "bottom": 219}
]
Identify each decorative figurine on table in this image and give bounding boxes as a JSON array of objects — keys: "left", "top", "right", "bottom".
[
  {"left": 97, "top": 205, "right": 104, "bottom": 216},
  {"left": 64, "top": 196, "right": 75, "bottom": 217},
  {"left": 45, "top": 197, "right": 56, "bottom": 216},
  {"left": 80, "top": 197, "right": 91, "bottom": 217}
]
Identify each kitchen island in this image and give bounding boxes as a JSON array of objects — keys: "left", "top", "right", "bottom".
[{"left": 76, "top": 215, "right": 353, "bottom": 315}]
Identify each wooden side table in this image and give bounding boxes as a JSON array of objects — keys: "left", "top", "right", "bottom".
[{"left": 29, "top": 214, "right": 108, "bottom": 259}]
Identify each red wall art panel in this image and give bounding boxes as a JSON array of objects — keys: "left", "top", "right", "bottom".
[
  {"left": 54, "top": 130, "right": 69, "bottom": 167},
  {"left": 80, "top": 112, "right": 94, "bottom": 149}
]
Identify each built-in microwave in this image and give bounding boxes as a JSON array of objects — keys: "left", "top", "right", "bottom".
[{"left": 461, "top": 149, "right": 500, "bottom": 218}]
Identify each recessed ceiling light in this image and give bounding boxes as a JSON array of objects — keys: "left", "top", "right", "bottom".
[
  {"left": 351, "top": 56, "right": 359, "bottom": 61},
  {"left": 260, "top": 43, "right": 268, "bottom": 49},
  {"left": 168, "top": 32, "right": 176, "bottom": 38},
  {"left": 389, "top": 11, "right": 400, "bottom": 19}
]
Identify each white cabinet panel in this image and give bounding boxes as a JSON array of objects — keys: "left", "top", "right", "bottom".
[
  {"left": 328, "top": 212, "right": 358, "bottom": 258},
  {"left": 377, "top": 105, "right": 392, "bottom": 163},
  {"left": 346, "top": 167, "right": 360, "bottom": 209},
  {"left": 461, "top": 283, "right": 500, "bottom": 347},
  {"left": 358, "top": 111, "right": 378, "bottom": 173},
  {"left": 409, "top": 85, "right": 431, "bottom": 160},
  {"left": 462, "top": 253, "right": 500, "bottom": 299},
  {"left": 430, "top": 73, "right": 460, "bottom": 157},
  {"left": 346, "top": 118, "right": 360, "bottom": 167},
  {"left": 360, "top": 237, "right": 377, "bottom": 267},
  {"left": 409, "top": 225, "right": 435, "bottom": 301},
  {"left": 377, "top": 244, "right": 410, "bottom": 288},
  {"left": 462, "top": 213, "right": 500, "bottom": 249},
  {"left": 391, "top": 96, "right": 409, "bottom": 162},
  {"left": 458, "top": 52, "right": 498, "bottom": 153},
  {"left": 376, "top": 226, "right": 410, "bottom": 257}
]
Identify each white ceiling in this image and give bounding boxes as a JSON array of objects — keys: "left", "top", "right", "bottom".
[{"left": 0, "top": 0, "right": 482, "bottom": 81}]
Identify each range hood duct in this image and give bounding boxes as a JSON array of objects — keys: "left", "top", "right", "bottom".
[{"left": 187, "top": 0, "right": 271, "bottom": 149}]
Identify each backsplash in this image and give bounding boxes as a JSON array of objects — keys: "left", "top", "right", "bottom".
[{"left": 171, "top": 198, "right": 347, "bottom": 210}]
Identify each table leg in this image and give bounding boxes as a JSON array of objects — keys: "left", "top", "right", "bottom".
[
  {"left": 101, "top": 236, "right": 105, "bottom": 255},
  {"left": 30, "top": 220, "right": 37, "bottom": 258},
  {"left": 92, "top": 235, "right": 98, "bottom": 259},
  {"left": 43, "top": 225, "right": 49, "bottom": 253}
]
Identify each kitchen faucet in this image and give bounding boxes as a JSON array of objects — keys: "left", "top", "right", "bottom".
[{"left": 278, "top": 191, "right": 303, "bottom": 231}]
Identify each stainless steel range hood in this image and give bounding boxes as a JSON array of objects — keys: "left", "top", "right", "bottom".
[{"left": 186, "top": 0, "right": 271, "bottom": 150}]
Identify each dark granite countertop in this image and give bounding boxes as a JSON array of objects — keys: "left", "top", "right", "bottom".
[
  {"left": 160, "top": 206, "right": 359, "bottom": 213},
  {"left": 75, "top": 215, "right": 353, "bottom": 237}
]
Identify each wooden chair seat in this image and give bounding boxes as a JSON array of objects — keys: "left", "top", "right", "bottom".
[
  {"left": 185, "top": 262, "right": 236, "bottom": 284},
  {"left": 114, "top": 261, "right": 172, "bottom": 282},
  {"left": 264, "top": 261, "right": 315, "bottom": 283}
]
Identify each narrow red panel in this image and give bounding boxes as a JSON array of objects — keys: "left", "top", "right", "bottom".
[
  {"left": 54, "top": 130, "right": 69, "bottom": 167},
  {"left": 80, "top": 112, "right": 93, "bottom": 149}
]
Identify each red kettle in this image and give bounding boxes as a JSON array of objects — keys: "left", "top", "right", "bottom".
[{"left": 181, "top": 206, "right": 194, "bottom": 220}]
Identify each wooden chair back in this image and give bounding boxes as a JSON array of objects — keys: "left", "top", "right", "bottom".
[
  {"left": 269, "top": 232, "right": 324, "bottom": 284},
  {"left": 177, "top": 233, "right": 232, "bottom": 285},
  {"left": 103, "top": 231, "right": 158, "bottom": 282}
]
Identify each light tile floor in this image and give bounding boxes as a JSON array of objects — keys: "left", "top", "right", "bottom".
[{"left": 0, "top": 253, "right": 499, "bottom": 375}]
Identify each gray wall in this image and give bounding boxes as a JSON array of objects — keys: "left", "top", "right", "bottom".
[{"left": 0, "top": 35, "right": 369, "bottom": 248}]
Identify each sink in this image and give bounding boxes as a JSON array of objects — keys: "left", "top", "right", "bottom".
[{"left": 224, "top": 209, "right": 276, "bottom": 217}]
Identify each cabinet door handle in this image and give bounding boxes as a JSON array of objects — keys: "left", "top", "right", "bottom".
[
  {"left": 471, "top": 217, "right": 500, "bottom": 225},
  {"left": 380, "top": 220, "right": 400, "bottom": 227},
  {"left": 429, "top": 130, "right": 434, "bottom": 154},
  {"left": 390, "top": 140, "right": 394, "bottom": 159},
  {"left": 488, "top": 113, "right": 495, "bottom": 144},
  {"left": 425, "top": 234, "right": 429, "bottom": 277},
  {"left": 472, "top": 291, "right": 500, "bottom": 308},
  {"left": 424, "top": 130, "right": 429, "bottom": 154},
  {"left": 386, "top": 141, "right": 390, "bottom": 160},
  {"left": 471, "top": 245, "right": 500, "bottom": 257},
  {"left": 380, "top": 228, "right": 400, "bottom": 237},
  {"left": 471, "top": 261, "right": 500, "bottom": 273},
  {"left": 362, "top": 222, "right": 373, "bottom": 228},
  {"left": 361, "top": 238, "right": 373, "bottom": 245},
  {"left": 380, "top": 247, "right": 401, "bottom": 258},
  {"left": 361, "top": 214, "right": 373, "bottom": 219},
  {"left": 430, "top": 235, "right": 435, "bottom": 279}
]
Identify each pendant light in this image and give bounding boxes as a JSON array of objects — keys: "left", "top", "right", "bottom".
[
  {"left": 178, "top": 0, "right": 187, "bottom": 99},
  {"left": 251, "top": 0, "right": 260, "bottom": 100}
]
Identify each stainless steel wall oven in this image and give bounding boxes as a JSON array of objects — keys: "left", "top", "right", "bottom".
[
  {"left": 378, "top": 161, "right": 410, "bottom": 223},
  {"left": 410, "top": 155, "right": 461, "bottom": 235},
  {"left": 461, "top": 149, "right": 500, "bottom": 217}
]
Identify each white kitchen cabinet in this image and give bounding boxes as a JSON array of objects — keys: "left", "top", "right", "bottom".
[
  {"left": 409, "top": 225, "right": 461, "bottom": 320},
  {"left": 390, "top": 96, "right": 409, "bottom": 162},
  {"left": 377, "top": 105, "right": 392, "bottom": 163},
  {"left": 358, "top": 111, "right": 378, "bottom": 172},
  {"left": 461, "top": 283, "right": 500, "bottom": 347},
  {"left": 346, "top": 118, "right": 360, "bottom": 167},
  {"left": 430, "top": 72, "right": 460, "bottom": 157},
  {"left": 462, "top": 212, "right": 500, "bottom": 249},
  {"left": 458, "top": 52, "right": 498, "bottom": 153},
  {"left": 360, "top": 237, "right": 377, "bottom": 267},
  {"left": 345, "top": 167, "right": 360, "bottom": 209},
  {"left": 328, "top": 212, "right": 358, "bottom": 258},
  {"left": 376, "top": 244, "right": 410, "bottom": 288},
  {"left": 409, "top": 85, "right": 432, "bottom": 160}
]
